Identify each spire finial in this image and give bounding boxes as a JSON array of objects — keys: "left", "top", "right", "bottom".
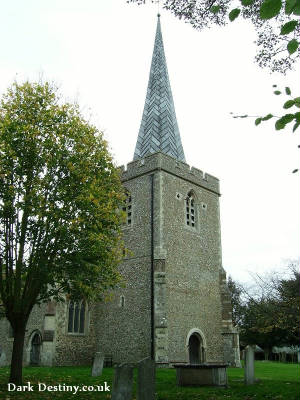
[{"left": 156, "top": 0, "right": 161, "bottom": 16}]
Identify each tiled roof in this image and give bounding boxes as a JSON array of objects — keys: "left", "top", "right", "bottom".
[{"left": 133, "top": 15, "right": 186, "bottom": 162}]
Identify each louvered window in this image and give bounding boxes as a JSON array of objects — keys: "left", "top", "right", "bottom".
[
  {"left": 186, "top": 192, "right": 196, "bottom": 228},
  {"left": 122, "top": 190, "right": 132, "bottom": 226}
]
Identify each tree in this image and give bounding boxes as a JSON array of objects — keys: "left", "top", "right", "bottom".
[
  {"left": 275, "top": 263, "right": 300, "bottom": 344},
  {"left": 228, "top": 262, "right": 300, "bottom": 359},
  {"left": 128, "top": 0, "right": 300, "bottom": 74},
  {"left": 240, "top": 297, "right": 288, "bottom": 359},
  {"left": 0, "top": 81, "right": 125, "bottom": 384},
  {"left": 232, "top": 84, "right": 300, "bottom": 169},
  {"left": 227, "top": 275, "right": 245, "bottom": 327},
  {"left": 245, "top": 261, "right": 300, "bottom": 345},
  {"left": 129, "top": 0, "right": 300, "bottom": 149}
]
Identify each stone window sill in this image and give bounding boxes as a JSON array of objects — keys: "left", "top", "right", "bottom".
[
  {"left": 66, "top": 333, "right": 86, "bottom": 337},
  {"left": 184, "top": 226, "right": 200, "bottom": 235},
  {"left": 121, "top": 225, "right": 133, "bottom": 230}
]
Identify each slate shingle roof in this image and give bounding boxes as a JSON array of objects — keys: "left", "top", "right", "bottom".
[{"left": 133, "top": 15, "right": 186, "bottom": 162}]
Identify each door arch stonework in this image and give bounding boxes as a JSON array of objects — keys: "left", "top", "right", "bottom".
[
  {"left": 186, "top": 328, "right": 207, "bottom": 364},
  {"left": 29, "top": 331, "right": 42, "bottom": 366}
]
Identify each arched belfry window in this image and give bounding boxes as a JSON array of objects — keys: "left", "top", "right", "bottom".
[
  {"left": 68, "top": 300, "right": 86, "bottom": 334},
  {"left": 186, "top": 191, "right": 196, "bottom": 228},
  {"left": 122, "top": 189, "right": 132, "bottom": 226}
]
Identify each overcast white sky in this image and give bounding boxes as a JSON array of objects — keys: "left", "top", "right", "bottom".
[{"left": 0, "top": 0, "right": 299, "bottom": 282}]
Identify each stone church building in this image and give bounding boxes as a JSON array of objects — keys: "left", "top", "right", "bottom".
[{"left": 0, "top": 16, "right": 240, "bottom": 368}]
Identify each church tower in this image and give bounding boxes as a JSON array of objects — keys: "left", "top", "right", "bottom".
[{"left": 96, "top": 15, "right": 240, "bottom": 366}]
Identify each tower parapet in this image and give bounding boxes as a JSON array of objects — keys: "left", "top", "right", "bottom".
[{"left": 120, "top": 152, "right": 220, "bottom": 195}]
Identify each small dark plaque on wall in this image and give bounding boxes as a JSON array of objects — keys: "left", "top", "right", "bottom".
[{"left": 43, "top": 330, "right": 54, "bottom": 342}]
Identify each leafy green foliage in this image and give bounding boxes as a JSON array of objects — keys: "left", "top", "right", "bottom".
[
  {"left": 294, "top": 96, "right": 300, "bottom": 105},
  {"left": 285, "top": 0, "right": 297, "bottom": 14},
  {"left": 0, "top": 81, "right": 125, "bottom": 383},
  {"left": 229, "top": 263, "right": 300, "bottom": 354},
  {"left": 271, "top": 87, "right": 300, "bottom": 132},
  {"left": 294, "top": 2, "right": 300, "bottom": 15},
  {"left": 293, "top": 112, "right": 300, "bottom": 131},
  {"left": 240, "top": 298, "right": 288, "bottom": 356},
  {"left": 255, "top": 117, "right": 262, "bottom": 125},
  {"left": 283, "top": 99, "right": 295, "bottom": 108},
  {"left": 210, "top": 5, "right": 221, "bottom": 14},
  {"left": 261, "top": 113, "right": 273, "bottom": 120},
  {"left": 275, "top": 113, "right": 295, "bottom": 129},
  {"left": 241, "top": 0, "right": 254, "bottom": 6},
  {"left": 275, "top": 111, "right": 300, "bottom": 132},
  {"left": 232, "top": 85, "right": 300, "bottom": 140},
  {"left": 227, "top": 276, "right": 244, "bottom": 327},
  {"left": 128, "top": 0, "right": 300, "bottom": 73},
  {"left": 285, "top": 86, "right": 292, "bottom": 95},
  {"left": 0, "top": 81, "right": 125, "bottom": 305},
  {"left": 287, "top": 38, "right": 299, "bottom": 54},
  {"left": 254, "top": 114, "right": 273, "bottom": 125},
  {"left": 280, "top": 20, "right": 298, "bottom": 34},
  {"left": 285, "top": 0, "right": 300, "bottom": 15},
  {"left": 260, "top": 0, "right": 282, "bottom": 19},
  {"left": 276, "top": 267, "right": 300, "bottom": 344},
  {"left": 229, "top": 8, "right": 241, "bottom": 21}
]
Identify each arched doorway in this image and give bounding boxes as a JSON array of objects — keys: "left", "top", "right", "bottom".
[
  {"left": 188, "top": 332, "right": 206, "bottom": 364},
  {"left": 30, "top": 333, "right": 41, "bottom": 366},
  {"left": 189, "top": 334, "right": 201, "bottom": 364}
]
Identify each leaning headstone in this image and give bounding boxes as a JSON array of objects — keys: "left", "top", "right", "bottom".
[
  {"left": 91, "top": 352, "right": 104, "bottom": 377},
  {"left": 244, "top": 345, "right": 255, "bottom": 385},
  {"left": 111, "top": 364, "right": 133, "bottom": 400},
  {"left": 137, "top": 357, "right": 156, "bottom": 400}
]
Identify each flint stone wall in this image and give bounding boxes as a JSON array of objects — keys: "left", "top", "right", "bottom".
[{"left": 95, "top": 152, "right": 227, "bottom": 364}]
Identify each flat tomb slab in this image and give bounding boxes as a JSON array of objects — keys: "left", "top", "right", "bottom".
[{"left": 173, "top": 364, "right": 228, "bottom": 387}]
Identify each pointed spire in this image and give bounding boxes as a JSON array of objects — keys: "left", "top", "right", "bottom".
[{"left": 133, "top": 15, "right": 186, "bottom": 162}]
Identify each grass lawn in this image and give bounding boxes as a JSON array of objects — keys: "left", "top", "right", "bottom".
[{"left": 0, "top": 361, "right": 299, "bottom": 399}]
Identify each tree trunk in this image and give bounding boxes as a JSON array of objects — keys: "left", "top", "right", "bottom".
[{"left": 9, "top": 326, "right": 26, "bottom": 384}]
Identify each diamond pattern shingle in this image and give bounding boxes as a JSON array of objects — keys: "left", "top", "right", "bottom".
[{"left": 133, "top": 15, "right": 186, "bottom": 162}]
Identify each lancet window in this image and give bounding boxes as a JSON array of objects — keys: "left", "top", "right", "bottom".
[
  {"left": 68, "top": 300, "right": 86, "bottom": 334},
  {"left": 186, "top": 191, "right": 196, "bottom": 228},
  {"left": 122, "top": 190, "right": 132, "bottom": 226},
  {"left": 120, "top": 295, "right": 125, "bottom": 308}
]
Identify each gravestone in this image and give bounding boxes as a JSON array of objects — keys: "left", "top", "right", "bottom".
[
  {"left": 112, "top": 364, "right": 133, "bottom": 400},
  {"left": 91, "top": 352, "right": 104, "bottom": 377},
  {"left": 137, "top": 357, "right": 156, "bottom": 400},
  {"left": 244, "top": 345, "right": 255, "bottom": 385}
]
